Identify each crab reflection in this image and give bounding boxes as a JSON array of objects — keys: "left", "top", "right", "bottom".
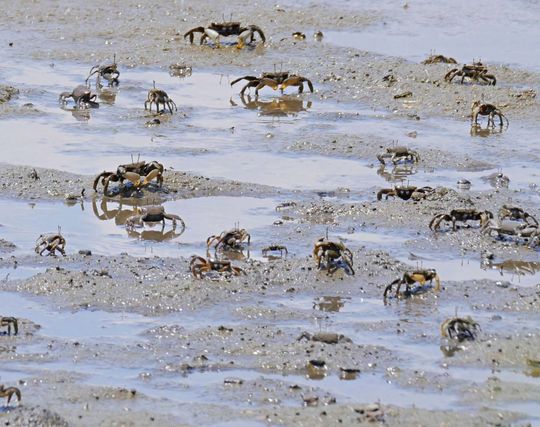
[
  {"left": 96, "top": 87, "right": 118, "bottom": 105},
  {"left": 470, "top": 123, "right": 504, "bottom": 138},
  {"left": 206, "top": 247, "right": 250, "bottom": 261},
  {"left": 481, "top": 258, "right": 540, "bottom": 279},
  {"left": 231, "top": 94, "right": 312, "bottom": 117},
  {"left": 377, "top": 164, "right": 417, "bottom": 183},
  {"left": 313, "top": 296, "right": 348, "bottom": 312}
]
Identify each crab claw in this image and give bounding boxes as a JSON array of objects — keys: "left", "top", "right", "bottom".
[
  {"left": 123, "top": 171, "right": 143, "bottom": 188},
  {"left": 142, "top": 168, "right": 161, "bottom": 186}
]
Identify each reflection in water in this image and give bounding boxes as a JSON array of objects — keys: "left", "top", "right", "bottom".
[
  {"left": 126, "top": 226, "right": 183, "bottom": 242},
  {"left": 314, "top": 296, "right": 348, "bottom": 312},
  {"left": 377, "top": 164, "right": 417, "bottom": 183},
  {"left": 97, "top": 87, "right": 118, "bottom": 105},
  {"left": 306, "top": 360, "right": 327, "bottom": 380},
  {"left": 470, "top": 123, "right": 504, "bottom": 138},
  {"left": 231, "top": 94, "right": 312, "bottom": 117},
  {"left": 481, "top": 259, "right": 540, "bottom": 279},
  {"left": 206, "top": 247, "right": 250, "bottom": 261}
]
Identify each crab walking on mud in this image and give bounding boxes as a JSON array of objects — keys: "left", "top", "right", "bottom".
[
  {"left": 498, "top": 205, "right": 538, "bottom": 226},
  {"left": 471, "top": 101, "right": 509, "bottom": 127},
  {"left": 125, "top": 206, "right": 185, "bottom": 231},
  {"left": 190, "top": 256, "right": 245, "bottom": 279},
  {"left": 184, "top": 21, "right": 265, "bottom": 49},
  {"left": 313, "top": 238, "right": 354, "bottom": 275},
  {"left": 482, "top": 220, "right": 540, "bottom": 247},
  {"left": 207, "top": 228, "right": 251, "bottom": 251},
  {"left": 35, "top": 231, "right": 66, "bottom": 257},
  {"left": 0, "top": 316, "right": 18, "bottom": 335},
  {"left": 384, "top": 269, "right": 441, "bottom": 299},
  {"left": 377, "top": 185, "right": 435, "bottom": 201},
  {"left": 59, "top": 85, "right": 98, "bottom": 109},
  {"left": 377, "top": 146, "right": 420, "bottom": 166},
  {"left": 231, "top": 71, "right": 314, "bottom": 96},
  {"left": 444, "top": 61, "right": 496, "bottom": 85},
  {"left": 0, "top": 385, "right": 21, "bottom": 405},
  {"left": 429, "top": 208, "right": 494, "bottom": 231},
  {"left": 85, "top": 54, "right": 120, "bottom": 87},
  {"left": 441, "top": 317, "right": 480, "bottom": 342},
  {"left": 93, "top": 160, "right": 164, "bottom": 196},
  {"left": 145, "top": 81, "right": 177, "bottom": 114}
]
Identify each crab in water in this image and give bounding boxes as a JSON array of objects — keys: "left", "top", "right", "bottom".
[
  {"left": 444, "top": 61, "right": 496, "bottom": 85},
  {"left": 313, "top": 238, "right": 354, "bottom": 275},
  {"left": 145, "top": 81, "right": 177, "bottom": 114},
  {"left": 0, "top": 385, "right": 21, "bottom": 406},
  {"left": 377, "top": 185, "right": 435, "bottom": 201},
  {"left": 59, "top": 85, "right": 98, "bottom": 109},
  {"left": 184, "top": 21, "right": 265, "bottom": 48},
  {"left": 482, "top": 220, "right": 540, "bottom": 247},
  {"left": 471, "top": 101, "right": 509, "bottom": 127},
  {"left": 0, "top": 316, "right": 18, "bottom": 335},
  {"left": 429, "top": 208, "right": 494, "bottom": 231},
  {"left": 498, "top": 205, "right": 538, "bottom": 226},
  {"left": 93, "top": 160, "right": 164, "bottom": 196},
  {"left": 384, "top": 269, "right": 441, "bottom": 299},
  {"left": 190, "top": 256, "right": 245, "bottom": 279},
  {"left": 207, "top": 227, "right": 251, "bottom": 251},
  {"left": 441, "top": 317, "right": 480, "bottom": 341},
  {"left": 35, "top": 231, "right": 66, "bottom": 256},
  {"left": 262, "top": 245, "right": 288, "bottom": 257},
  {"left": 85, "top": 54, "right": 120, "bottom": 87},
  {"left": 377, "top": 146, "right": 420, "bottom": 166},
  {"left": 231, "top": 71, "right": 314, "bottom": 96},
  {"left": 125, "top": 205, "right": 185, "bottom": 232}
]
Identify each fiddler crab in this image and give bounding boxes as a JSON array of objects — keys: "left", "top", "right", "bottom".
[
  {"left": 0, "top": 316, "right": 18, "bottom": 335},
  {"left": 190, "top": 256, "right": 244, "bottom": 279},
  {"left": 422, "top": 53, "right": 457, "bottom": 64},
  {"left": 93, "top": 159, "right": 164, "bottom": 196},
  {"left": 85, "top": 54, "right": 120, "bottom": 87},
  {"left": 429, "top": 208, "right": 493, "bottom": 232},
  {"left": 145, "top": 81, "right": 177, "bottom": 114},
  {"left": 377, "top": 185, "right": 434, "bottom": 201},
  {"left": 482, "top": 220, "right": 540, "bottom": 248},
  {"left": 444, "top": 61, "right": 496, "bottom": 85},
  {"left": 231, "top": 71, "right": 314, "bottom": 96},
  {"left": 471, "top": 101, "right": 509, "bottom": 127},
  {"left": 0, "top": 384, "right": 21, "bottom": 406},
  {"left": 499, "top": 205, "right": 538, "bottom": 226},
  {"left": 35, "top": 229, "right": 66, "bottom": 256},
  {"left": 384, "top": 269, "right": 441, "bottom": 299},
  {"left": 184, "top": 20, "right": 265, "bottom": 49},
  {"left": 377, "top": 146, "right": 420, "bottom": 166},
  {"left": 441, "top": 317, "right": 480, "bottom": 341},
  {"left": 262, "top": 245, "right": 288, "bottom": 258},
  {"left": 313, "top": 238, "right": 354, "bottom": 276},
  {"left": 207, "top": 227, "right": 251, "bottom": 251},
  {"left": 125, "top": 206, "right": 185, "bottom": 232},
  {"left": 59, "top": 85, "right": 99, "bottom": 109}
]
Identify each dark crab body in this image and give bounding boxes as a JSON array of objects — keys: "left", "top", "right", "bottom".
[
  {"left": 190, "top": 256, "right": 244, "bottom": 279},
  {"left": 207, "top": 228, "right": 251, "bottom": 250},
  {"left": 231, "top": 71, "right": 314, "bottom": 96},
  {"left": 441, "top": 317, "right": 480, "bottom": 341},
  {"left": 86, "top": 54, "right": 120, "bottom": 87},
  {"left": 377, "top": 185, "right": 434, "bottom": 201},
  {"left": 430, "top": 208, "right": 493, "bottom": 231},
  {"left": 313, "top": 238, "right": 354, "bottom": 276},
  {"left": 445, "top": 62, "right": 496, "bottom": 85},
  {"left": 471, "top": 101, "right": 509, "bottom": 127},
  {"left": 93, "top": 160, "right": 164, "bottom": 196},
  {"left": 184, "top": 21, "right": 265, "bottom": 48},
  {"left": 59, "top": 85, "right": 98, "bottom": 109},
  {"left": 499, "top": 205, "right": 538, "bottom": 226},
  {"left": 377, "top": 146, "right": 420, "bottom": 166},
  {"left": 35, "top": 233, "right": 66, "bottom": 257},
  {"left": 384, "top": 269, "right": 441, "bottom": 299},
  {"left": 126, "top": 206, "right": 185, "bottom": 231},
  {"left": 262, "top": 245, "right": 288, "bottom": 257},
  {"left": 0, "top": 316, "right": 18, "bottom": 335}
]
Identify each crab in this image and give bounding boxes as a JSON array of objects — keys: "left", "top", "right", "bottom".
[
  {"left": 207, "top": 227, "right": 251, "bottom": 251},
  {"left": 59, "top": 85, "right": 98, "bottom": 109},
  {"left": 35, "top": 231, "right": 66, "bottom": 256},
  {"left": 440, "top": 317, "right": 480, "bottom": 341},
  {"left": 85, "top": 54, "right": 120, "bottom": 87},
  {"left": 0, "top": 316, "right": 18, "bottom": 335},
  {"left": 93, "top": 160, "right": 164, "bottom": 196},
  {"left": 377, "top": 164, "right": 416, "bottom": 182},
  {"left": 262, "top": 245, "right": 288, "bottom": 257},
  {"left": 429, "top": 208, "right": 494, "bottom": 231},
  {"left": 499, "top": 205, "right": 538, "bottom": 226},
  {"left": 231, "top": 71, "right": 314, "bottom": 96},
  {"left": 444, "top": 61, "right": 496, "bottom": 85},
  {"left": 125, "top": 205, "right": 185, "bottom": 231},
  {"left": 184, "top": 21, "right": 265, "bottom": 48},
  {"left": 377, "top": 185, "right": 435, "bottom": 201},
  {"left": 421, "top": 54, "right": 457, "bottom": 64},
  {"left": 482, "top": 172, "right": 510, "bottom": 189},
  {"left": 377, "top": 146, "right": 420, "bottom": 166},
  {"left": 383, "top": 269, "right": 441, "bottom": 299},
  {"left": 0, "top": 385, "right": 21, "bottom": 405},
  {"left": 234, "top": 94, "right": 312, "bottom": 116},
  {"left": 471, "top": 101, "right": 509, "bottom": 127},
  {"left": 145, "top": 81, "right": 177, "bottom": 114},
  {"left": 482, "top": 220, "right": 540, "bottom": 247},
  {"left": 190, "top": 256, "right": 244, "bottom": 279},
  {"left": 313, "top": 238, "right": 354, "bottom": 275}
]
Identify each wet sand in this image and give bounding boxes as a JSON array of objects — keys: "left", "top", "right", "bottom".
[{"left": 1, "top": 0, "right": 540, "bottom": 426}]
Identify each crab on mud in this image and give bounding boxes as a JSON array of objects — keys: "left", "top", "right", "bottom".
[
  {"left": 384, "top": 269, "right": 441, "bottom": 299},
  {"left": 421, "top": 54, "right": 457, "bottom": 64},
  {"left": 125, "top": 205, "right": 185, "bottom": 231},
  {"left": 471, "top": 101, "right": 509, "bottom": 127},
  {"left": 145, "top": 82, "right": 177, "bottom": 114},
  {"left": 93, "top": 160, "right": 164, "bottom": 196},
  {"left": 313, "top": 238, "right": 354, "bottom": 276},
  {"left": 207, "top": 228, "right": 251, "bottom": 251},
  {"left": 262, "top": 245, "right": 288, "bottom": 257},
  {"left": 59, "top": 85, "right": 98, "bottom": 109},
  {"left": 429, "top": 208, "right": 493, "bottom": 231},
  {"left": 482, "top": 220, "right": 540, "bottom": 247},
  {"left": 377, "top": 185, "right": 435, "bottom": 201},
  {"left": 184, "top": 21, "right": 265, "bottom": 49},
  {"left": 35, "top": 232, "right": 66, "bottom": 256},
  {"left": 0, "top": 316, "right": 18, "bottom": 335},
  {"left": 85, "top": 54, "right": 120, "bottom": 87},
  {"left": 377, "top": 146, "right": 420, "bottom": 166},
  {"left": 499, "top": 205, "right": 538, "bottom": 226},
  {"left": 190, "top": 256, "right": 245, "bottom": 279},
  {"left": 441, "top": 317, "right": 480, "bottom": 341},
  {"left": 0, "top": 385, "right": 21, "bottom": 405},
  {"left": 231, "top": 71, "right": 314, "bottom": 96},
  {"left": 444, "top": 61, "right": 496, "bottom": 85}
]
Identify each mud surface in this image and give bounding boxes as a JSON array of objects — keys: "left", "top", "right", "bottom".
[{"left": 1, "top": 0, "right": 540, "bottom": 426}]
